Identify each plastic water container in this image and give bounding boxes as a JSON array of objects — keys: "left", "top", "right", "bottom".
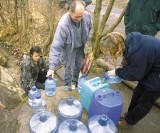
[
  {"left": 29, "top": 110, "right": 58, "bottom": 133},
  {"left": 28, "top": 86, "right": 41, "bottom": 107},
  {"left": 78, "top": 74, "right": 88, "bottom": 93},
  {"left": 58, "top": 97, "right": 83, "bottom": 123},
  {"left": 31, "top": 95, "right": 45, "bottom": 114},
  {"left": 45, "top": 76, "right": 56, "bottom": 96},
  {"left": 88, "top": 88, "right": 123, "bottom": 125},
  {"left": 88, "top": 114, "right": 117, "bottom": 133},
  {"left": 80, "top": 77, "right": 109, "bottom": 111},
  {"left": 104, "top": 72, "right": 122, "bottom": 84},
  {"left": 58, "top": 119, "right": 88, "bottom": 133}
]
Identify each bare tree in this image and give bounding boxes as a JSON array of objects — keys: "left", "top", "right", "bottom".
[
  {"left": 43, "top": 0, "right": 56, "bottom": 55},
  {"left": 14, "top": 0, "right": 19, "bottom": 32},
  {"left": 91, "top": 0, "right": 126, "bottom": 58}
]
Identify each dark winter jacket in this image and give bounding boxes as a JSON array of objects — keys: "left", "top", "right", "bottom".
[
  {"left": 124, "top": 0, "right": 160, "bottom": 36},
  {"left": 116, "top": 32, "right": 160, "bottom": 91},
  {"left": 20, "top": 56, "right": 48, "bottom": 91}
]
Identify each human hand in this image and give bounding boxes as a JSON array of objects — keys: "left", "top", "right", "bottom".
[
  {"left": 46, "top": 69, "right": 54, "bottom": 77},
  {"left": 116, "top": 66, "right": 122, "bottom": 69},
  {"left": 108, "top": 69, "right": 116, "bottom": 76}
]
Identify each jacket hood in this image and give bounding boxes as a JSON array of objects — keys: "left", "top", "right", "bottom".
[{"left": 124, "top": 32, "right": 143, "bottom": 58}]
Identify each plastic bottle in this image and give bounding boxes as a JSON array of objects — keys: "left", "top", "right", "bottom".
[
  {"left": 28, "top": 85, "right": 41, "bottom": 107},
  {"left": 58, "top": 97, "right": 83, "bottom": 123},
  {"left": 45, "top": 76, "right": 56, "bottom": 96},
  {"left": 88, "top": 114, "right": 117, "bottom": 133},
  {"left": 104, "top": 72, "right": 122, "bottom": 84},
  {"left": 57, "top": 119, "right": 88, "bottom": 133},
  {"left": 31, "top": 94, "right": 45, "bottom": 114},
  {"left": 77, "top": 74, "right": 88, "bottom": 93},
  {"left": 29, "top": 110, "right": 58, "bottom": 133}
]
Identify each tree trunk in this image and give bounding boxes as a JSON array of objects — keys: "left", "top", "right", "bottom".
[
  {"left": 91, "top": 0, "right": 126, "bottom": 59},
  {"left": 91, "top": 0, "right": 102, "bottom": 44},
  {"left": 0, "top": 3, "right": 7, "bottom": 25},
  {"left": 102, "top": 6, "right": 126, "bottom": 39},
  {"left": 43, "top": 0, "right": 56, "bottom": 55},
  {"left": 93, "top": 0, "right": 115, "bottom": 58},
  {"left": 19, "top": 0, "right": 29, "bottom": 45},
  {"left": 14, "top": 0, "right": 19, "bottom": 32}
]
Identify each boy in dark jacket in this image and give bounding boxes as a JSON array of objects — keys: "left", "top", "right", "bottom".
[
  {"left": 124, "top": 0, "right": 160, "bottom": 36},
  {"left": 104, "top": 32, "right": 160, "bottom": 127},
  {"left": 20, "top": 46, "right": 48, "bottom": 94}
]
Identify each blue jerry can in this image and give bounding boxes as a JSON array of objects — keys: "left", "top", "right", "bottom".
[
  {"left": 88, "top": 88, "right": 123, "bottom": 125},
  {"left": 80, "top": 77, "right": 109, "bottom": 112}
]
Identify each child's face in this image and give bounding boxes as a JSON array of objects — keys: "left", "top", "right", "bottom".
[{"left": 32, "top": 52, "right": 40, "bottom": 62}]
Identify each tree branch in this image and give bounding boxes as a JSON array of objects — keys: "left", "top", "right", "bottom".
[{"left": 102, "top": 6, "right": 126, "bottom": 39}]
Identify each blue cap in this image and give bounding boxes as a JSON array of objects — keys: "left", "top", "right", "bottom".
[
  {"left": 48, "top": 76, "right": 53, "bottom": 80},
  {"left": 67, "top": 97, "right": 74, "bottom": 105},
  {"left": 31, "top": 86, "right": 37, "bottom": 91},
  {"left": 98, "top": 114, "right": 108, "bottom": 126},
  {"left": 69, "top": 120, "right": 78, "bottom": 131},
  {"left": 104, "top": 72, "right": 109, "bottom": 80},
  {"left": 35, "top": 94, "right": 41, "bottom": 99}
]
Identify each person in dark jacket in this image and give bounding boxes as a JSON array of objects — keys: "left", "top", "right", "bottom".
[
  {"left": 104, "top": 32, "right": 160, "bottom": 128},
  {"left": 124, "top": 0, "right": 160, "bottom": 36},
  {"left": 20, "top": 46, "right": 48, "bottom": 94}
]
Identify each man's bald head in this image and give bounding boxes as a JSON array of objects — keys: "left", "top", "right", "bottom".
[
  {"left": 69, "top": 0, "right": 86, "bottom": 13},
  {"left": 69, "top": 0, "right": 86, "bottom": 23}
]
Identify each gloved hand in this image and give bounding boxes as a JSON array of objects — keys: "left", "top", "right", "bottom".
[
  {"left": 46, "top": 69, "right": 54, "bottom": 77},
  {"left": 108, "top": 69, "right": 116, "bottom": 76}
]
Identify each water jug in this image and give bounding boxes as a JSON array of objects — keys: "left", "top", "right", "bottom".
[
  {"left": 104, "top": 72, "right": 122, "bottom": 84},
  {"left": 88, "top": 88, "right": 123, "bottom": 125},
  {"left": 45, "top": 76, "right": 56, "bottom": 96},
  {"left": 77, "top": 74, "right": 88, "bottom": 93},
  {"left": 31, "top": 94, "right": 46, "bottom": 114},
  {"left": 58, "top": 97, "right": 83, "bottom": 123},
  {"left": 28, "top": 86, "right": 41, "bottom": 107},
  {"left": 29, "top": 110, "right": 58, "bottom": 133},
  {"left": 58, "top": 119, "right": 88, "bottom": 133},
  {"left": 80, "top": 77, "right": 109, "bottom": 111},
  {"left": 88, "top": 114, "right": 117, "bottom": 133}
]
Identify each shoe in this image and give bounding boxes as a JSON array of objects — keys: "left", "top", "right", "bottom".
[
  {"left": 117, "top": 119, "right": 134, "bottom": 128},
  {"left": 68, "top": 88, "right": 73, "bottom": 91},
  {"left": 71, "top": 81, "right": 77, "bottom": 90},
  {"left": 64, "top": 86, "right": 72, "bottom": 91}
]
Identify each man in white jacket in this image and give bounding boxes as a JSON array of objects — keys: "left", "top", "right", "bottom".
[{"left": 47, "top": 0, "right": 92, "bottom": 90}]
